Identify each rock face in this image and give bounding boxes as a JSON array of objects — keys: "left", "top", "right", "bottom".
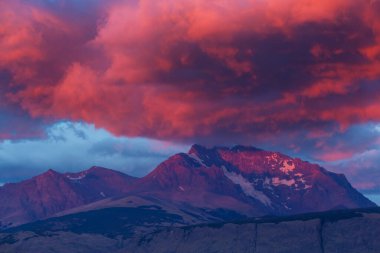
[
  {"left": 131, "top": 221, "right": 323, "bottom": 253},
  {"left": 323, "top": 213, "right": 380, "bottom": 252},
  {"left": 0, "top": 167, "right": 136, "bottom": 228},
  {"left": 0, "top": 144, "right": 376, "bottom": 227},
  {"left": 133, "top": 144, "right": 375, "bottom": 217},
  {"left": 0, "top": 232, "right": 119, "bottom": 253},
  {"left": 129, "top": 209, "right": 380, "bottom": 253},
  {"left": 1, "top": 208, "right": 379, "bottom": 253}
]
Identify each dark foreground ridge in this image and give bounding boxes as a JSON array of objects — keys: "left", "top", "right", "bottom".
[
  {"left": 135, "top": 207, "right": 380, "bottom": 253},
  {"left": 0, "top": 207, "right": 379, "bottom": 253}
]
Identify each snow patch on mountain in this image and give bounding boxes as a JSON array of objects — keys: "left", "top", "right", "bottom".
[
  {"left": 263, "top": 177, "right": 273, "bottom": 189},
  {"left": 222, "top": 166, "right": 272, "bottom": 206},
  {"left": 188, "top": 153, "right": 208, "bottom": 167},
  {"left": 280, "top": 160, "right": 296, "bottom": 174},
  {"left": 67, "top": 172, "right": 87, "bottom": 181},
  {"left": 272, "top": 177, "right": 296, "bottom": 186},
  {"left": 271, "top": 153, "right": 279, "bottom": 162},
  {"left": 296, "top": 177, "right": 312, "bottom": 190}
]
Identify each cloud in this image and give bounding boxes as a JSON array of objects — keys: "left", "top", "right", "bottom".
[
  {"left": 365, "top": 194, "right": 380, "bottom": 205},
  {"left": 0, "top": 121, "right": 187, "bottom": 183},
  {"left": 0, "top": 0, "right": 378, "bottom": 144},
  {"left": 0, "top": 0, "right": 380, "bottom": 196},
  {"left": 0, "top": 71, "right": 47, "bottom": 139},
  {"left": 296, "top": 124, "right": 380, "bottom": 199},
  {"left": 324, "top": 147, "right": 380, "bottom": 195}
]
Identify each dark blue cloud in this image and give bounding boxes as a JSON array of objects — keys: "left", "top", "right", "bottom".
[{"left": 0, "top": 122, "right": 187, "bottom": 182}]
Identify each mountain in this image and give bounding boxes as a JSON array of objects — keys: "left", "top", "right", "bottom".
[
  {"left": 0, "top": 144, "right": 376, "bottom": 229},
  {"left": 0, "top": 167, "right": 136, "bottom": 228},
  {"left": 132, "top": 144, "right": 375, "bottom": 216}
]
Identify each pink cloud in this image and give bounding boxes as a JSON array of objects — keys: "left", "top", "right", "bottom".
[{"left": 1, "top": 0, "right": 380, "bottom": 146}]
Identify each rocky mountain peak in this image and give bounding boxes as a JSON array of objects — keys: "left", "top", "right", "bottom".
[
  {"left": 143, "top": 144, "right": 376, "bottom": 215},
  {"left": 0, "top": 145, "right": 376, "bottom": 229}
]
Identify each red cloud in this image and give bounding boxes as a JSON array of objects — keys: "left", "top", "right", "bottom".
[
  {"left": 2, "top": 0, "right": 380, "bottom": 145},
  {"left": 0, "top": 1, "right": 44, "bottom": 82}
]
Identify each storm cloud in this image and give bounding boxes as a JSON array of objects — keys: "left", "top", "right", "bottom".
[
  {"left": 0, "top": 0, "right": 379, "bottom": 141},
  {"left": 0, "top": 0, "right": 380, "bottom": 199}
]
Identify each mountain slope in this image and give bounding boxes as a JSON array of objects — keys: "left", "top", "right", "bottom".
[
  {"left": 134, "top": 151, "right": 269, "bottom": 217},
  {"left": 131, "top": 144, "right": 375, "bottom": 216},
  {"left": 0, "top": 144, "right": 375, "bottom": 228},
  {"left": 0, "top": 167, "right": 136, "bottom": 228}
]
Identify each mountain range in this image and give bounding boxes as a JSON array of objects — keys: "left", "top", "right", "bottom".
[{"left": 0, "top": 144, "right": 375, "bottom": 229}]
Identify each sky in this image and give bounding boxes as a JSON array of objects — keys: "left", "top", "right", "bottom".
[{"left": 0, "top": 0, "right": 380, "bottom": 204}]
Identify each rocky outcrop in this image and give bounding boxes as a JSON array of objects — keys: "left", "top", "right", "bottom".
[
  {"left": 0, "top": 232, "right": 119, "bottom": 253},
  {"left": 1, "top": 208, "right": 378, "bottom": 253},
  {"left": 128, "top": 209, "right": 380, "bottom": 253}
]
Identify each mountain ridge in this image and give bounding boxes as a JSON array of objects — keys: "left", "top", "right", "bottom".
[{"left": 0, "top": 144, "right": 376, "bottom": 229}]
